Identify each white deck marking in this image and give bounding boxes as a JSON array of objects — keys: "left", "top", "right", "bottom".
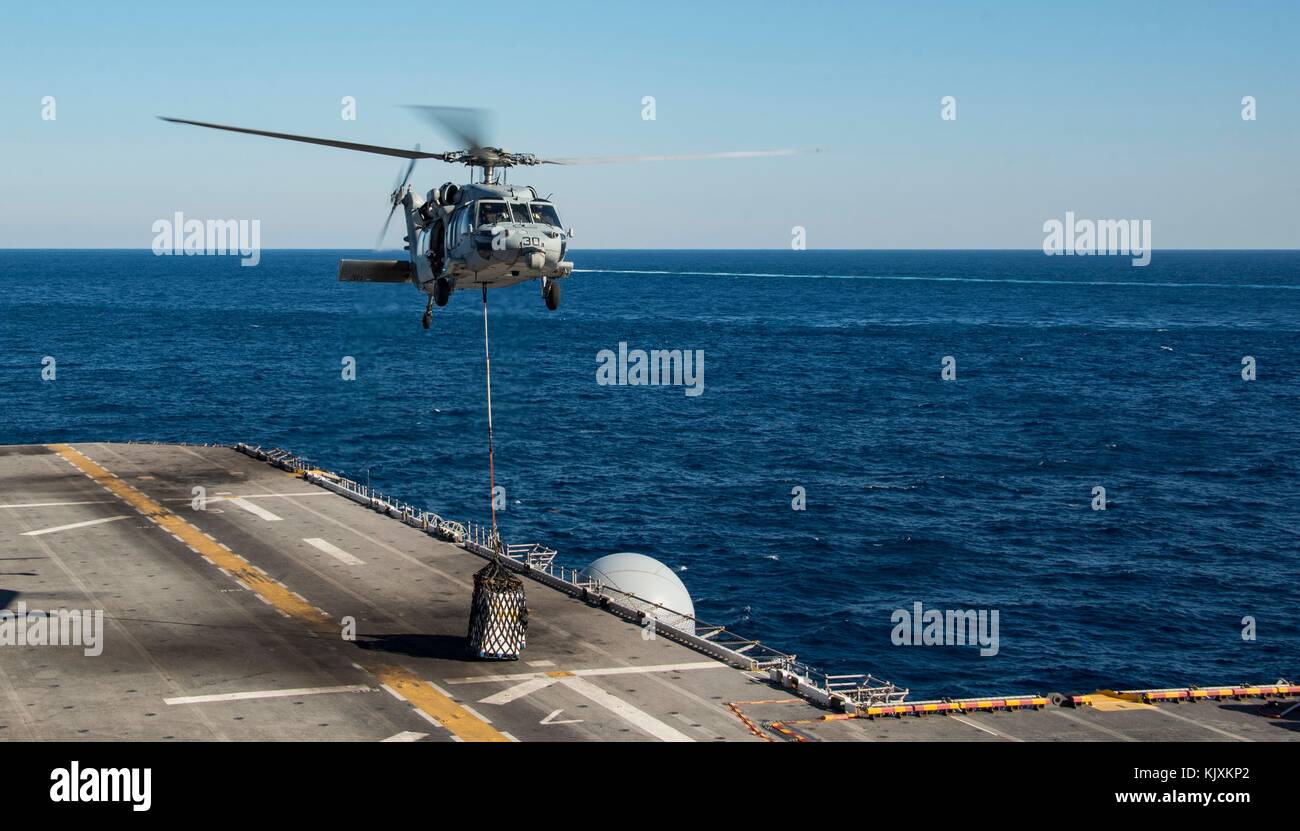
[
  {"left": 450, "top": 660, "right": 723, "bottom": 685},
  {"left": 413, "top": 710, "right": 443, "bottom": 728},
  {"left": 540, "top": 709, "right": 582, "bottom": 725},
  {"left": 951, "top": 714, "right": 1023, "bottom": 742},
  {"left": 164, "top": 684, "right": 375, "bottom": 705},
  {"left": 479, "top": 676, "right": 558, "bottom": 706},
  {"left": 226, "top": 492, "right": 333, "bottom": 499},
  {"left": 1150, "top": 705, "right": 1253, "bottom": 742},
  {"left": 228, "top": 498, "right": 283, "bottom": 521},
  {"left": 381, "top": 731, "right": 429, "bottom": 742},
  {"left": 20, "top": 515, "right": 130, "bottom": 536},
  {"left": 558, "top": 676, "right": 693, "bottom": 742},
  {"left": 1049, "top": 708, "right": 1139, "bottom": 741},
  {"left": 163, "top": 492, "right": 333, "bottom": 503},
  {"left": 302, "top": 537, "right": 365, "bottom": 565},
  {"left": 526, "top": 660, "right": 556, "bottom": 668}
]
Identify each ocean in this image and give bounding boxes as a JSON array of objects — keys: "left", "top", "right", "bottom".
[{"left": 1, "top": 248, "right": 1296, "bottom": 697}]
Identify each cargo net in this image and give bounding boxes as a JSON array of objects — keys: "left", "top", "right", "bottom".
[{"left": 466, "top": 558, "right": 528, "bottom": 660}]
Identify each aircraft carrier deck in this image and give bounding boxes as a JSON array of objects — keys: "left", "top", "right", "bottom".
[{"left": 0, "top": 442, "right": 1295, "bottom": 743}]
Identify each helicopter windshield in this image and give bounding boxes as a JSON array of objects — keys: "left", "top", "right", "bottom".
[
  {"left": 476, "top": 201, "right": 510, "bottom": 227},
  {"left": 509, "top": 203, "right": 532, "bottom": 223},
  {"left": 529, "top": 202, "right": 562, "bottom": 227}
]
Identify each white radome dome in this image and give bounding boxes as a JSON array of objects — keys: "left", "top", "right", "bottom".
[{"left": 580, "top": 552, "right": 695, "bottom": 635}]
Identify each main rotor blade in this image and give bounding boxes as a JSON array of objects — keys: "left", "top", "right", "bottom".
[
  {"left": 159, "top": 117, "right": 454, "bottom": 161},
  {"left": 401, "top": 106, "right": 490, "bottom": 153},
  {"left": 540, "top": 148, "right": 821, "bottom": 165}
]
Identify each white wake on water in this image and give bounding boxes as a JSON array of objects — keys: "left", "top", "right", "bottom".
[{"left": 573, "top": 268, "right": 1300, "bottom": 290}]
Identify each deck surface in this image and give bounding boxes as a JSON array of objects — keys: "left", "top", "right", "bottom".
[{"left": 0, "top": 443, "right": 1294, "bottom": 742}]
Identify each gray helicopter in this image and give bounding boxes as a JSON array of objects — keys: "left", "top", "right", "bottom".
[{"left": 162, "top": 107, "right": 814, "bottom": 328}]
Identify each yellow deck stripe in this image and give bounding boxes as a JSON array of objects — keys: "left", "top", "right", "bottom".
[
  {"left": 374, "top": 665, "right": 509, "bottom": 743},
  {"left": 49, "top": 444, "right": 325, "bottom": 623},
  {"left": 47, "top": 444, "right": 508, "bottom": 743},
  {"left": 1090, "top": 694, "right": 1153, "bottom": 712}
]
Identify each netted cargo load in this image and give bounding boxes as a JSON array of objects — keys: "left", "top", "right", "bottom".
[{"left": 466, "top": 558, "right": 528, "bottom": 660}]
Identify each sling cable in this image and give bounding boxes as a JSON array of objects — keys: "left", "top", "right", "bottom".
[{"left": 465, "top": 285, "right": 528, "bottom": 660}]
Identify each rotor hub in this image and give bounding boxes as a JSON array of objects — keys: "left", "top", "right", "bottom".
[{"left": 445, "top": 148, "right": 542, "bottom": 168}]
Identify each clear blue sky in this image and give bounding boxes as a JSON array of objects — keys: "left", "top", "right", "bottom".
[{"left": 1, "top": 1, "right": 1296, "bottom": 248}]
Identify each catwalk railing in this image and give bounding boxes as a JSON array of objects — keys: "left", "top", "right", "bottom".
[{"left": 233, "top": 443, "right": 909, "bottom": 712}]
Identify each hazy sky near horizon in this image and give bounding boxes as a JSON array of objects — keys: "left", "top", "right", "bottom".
[{"left": 2, "top": 1, "right": 1297, "bottom": 249}]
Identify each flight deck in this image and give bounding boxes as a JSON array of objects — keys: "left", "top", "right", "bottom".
[{"left": 0, "top": 443, "right": 1295, "bottom": 743}]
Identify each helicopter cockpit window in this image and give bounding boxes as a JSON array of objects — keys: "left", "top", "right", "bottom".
[
  {"left": 529, "top": 202, "right": 562, "bottom": 227},
  {"left": 476, "top": 201, "right": 510, "bottom": 227},
  {"left": 509, "top": 203, "right": 532, "bottom": 224}
]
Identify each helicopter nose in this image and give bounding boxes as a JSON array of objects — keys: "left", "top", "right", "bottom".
[{"left": 478, "top": 227, "right": 558, "bottom": 271}]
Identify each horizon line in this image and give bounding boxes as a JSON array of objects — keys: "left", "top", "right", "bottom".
[{"left": 3, "top": 247, "right": 1300, "bottom": 253}]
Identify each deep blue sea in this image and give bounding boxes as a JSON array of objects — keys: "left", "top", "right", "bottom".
[{"left": 2, "top": 249, "right": 1297, "bottom": 698}]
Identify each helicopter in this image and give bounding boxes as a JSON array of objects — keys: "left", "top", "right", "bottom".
[{"left": 161, "top": 107, "right": 815, "bottom": 328}]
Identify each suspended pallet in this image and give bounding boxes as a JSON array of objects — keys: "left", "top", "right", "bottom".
[{"left": 467, "top": 558, "right": 528, "bottom": 660}]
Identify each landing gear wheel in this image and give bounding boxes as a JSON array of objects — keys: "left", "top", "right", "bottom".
[
  {"left": 543, "top": 279, "right": 561, "bottom": 311},
  {"left": 433, "top": 277, "right": 452, "bottom": 307},
  {"left": 422, "top": 311, "right": 431, "bottom": 330}
]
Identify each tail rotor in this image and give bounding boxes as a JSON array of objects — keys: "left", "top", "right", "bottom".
[{"left": 374, "top": 144, "right": 420, "bottom": 251}]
